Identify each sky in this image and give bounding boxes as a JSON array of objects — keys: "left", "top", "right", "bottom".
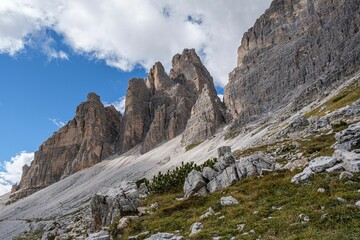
[{"left": 0, "top": 0, "right": 272, "bottom": 195}]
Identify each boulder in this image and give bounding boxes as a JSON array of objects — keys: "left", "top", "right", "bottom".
[
  {"left": 208, "top": 166, "right": 238, "bottom": 193},
  {"left": 291, "top": 167, "right": 314, "bottom": 184},
  {"left": 214, "top": 152, "right": 235, "bottom": 171},
  {"left": 235, "top": 153, "right": 273, "bottom": 179},
  {"left": 218, "top": 146, "right": 232, "bottom": 157},
  {"left": 202, "top": 167, "right": 218, "bottom": 181},
  {"left": 334, "top": 149, "right": 360, "bottom": 172},
  {"left": 220, "top": 196, "right": 239, "bottom": 206},
  {"left": 334, "top": 122, "right": 360, "bottom": 150},
  {"left": 90, "top": 181, "right": 141, "bottom": 231},
  {"left": 189, "top": 222, "right": 203, "bottom": 236},
  {"left": 283, "top": 159, "right": 308, "bottom": 171},
  {"left": 308, "top": 157, "right": 338, "bottom": 173},
  {"left": 183, "top": 170, "right": 207, "bottom": 198}
]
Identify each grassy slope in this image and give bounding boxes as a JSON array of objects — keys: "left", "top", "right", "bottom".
[
  {"left": 305, "top": 77, "right": 360, "bottom": 118},
  {"left": 120, "top": 171, "right": 360, "bottom": 240}
]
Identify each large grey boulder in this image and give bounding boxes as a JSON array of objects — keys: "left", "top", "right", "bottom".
[
  {"left": 183, "top": 170, "right": 207, "bottom": 198},
  {"left": 87, "top": 231, "right": 110, "bottom": 240},
  {"left": 308, "top": 157, "right": 338, "bottom": 173},
  {"left": 202, "top": 167, "right": 218, "bottom": 181},
  {"left": 214, "top": 152, "right": 235, "bottom": 171},
  {"left": 235, "top": 153, "right": 273, "bottom": 179},
  {"left": 334, "top": 122, "right": 360, "bottom": 150},
  {"left": 90, "top": 181, "right": 141, "bottom": 231},
  {"left": 207, "top": 166, "right": 238, "bottom": 193},
  {"left": 334, "top": 149, "right": 360, "bottom": 172}
]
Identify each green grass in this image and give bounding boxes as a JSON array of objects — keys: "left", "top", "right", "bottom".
[
  {"left": 299, "top": 134, "right": 336, "bottom": 157},
  {"left": 185, "top": 142, "right": 203, "bottom": 152},
  {"left": 305, "top": 77, "right": 360, "bottom": 118},
  {"left": 14, "top": 231, "right": 44, "bottom": 240},
  {"left": 115, "top": 171, "right": 360, "bottom": 240}
]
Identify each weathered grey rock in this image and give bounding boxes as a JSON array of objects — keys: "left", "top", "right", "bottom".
[
  {"left": 202, "top": 167, "right": 218, "bottom": 181},
  {"left": 325, "top": 164, "right": 344, "bottom": 173},
  {"left": 218, "top": 146, "right": 232, "bottom": 157},
  {"left": 308, "top": 157, "right": 338, "bottom": 173},
  {"left": 189, "top": 222, "right": 203, "bottom": 236},
  {"left": 11, "top": 93, "right": 123, "bottom": 202},
  {"left": 220, "top": 196, "right": 239, "bottom": 206},
  {"left": 355, "top": 201, "right": 360, "bottom": 208},
  {"left": 283, "top": 159, "right": 308, "bottom": 172},
  {"left": 334, "top": 122, "right": 360, "bottom": 150},
  {"left": 208, "top": 166, "right": 239, "bottom": 193},
  {"left": 291, "top": 167, "right": 314, "bottom": 184},
  {"left": 224, "top": 0, "right": 360, "bottom": 123},
  {"left": 235, "top": 153, "right": 273, "bottom": 179},
  {"left": 339, "top": 171, "right": 354, "bottom": 180},
  {"left": 288, "top": 116, "right": 309, "bottom": 132},
  {"left": 90, "top": 181, "right": 141, "bottom": 231},
  {"left": 334, "top": 149, "right": 360, "bottom": 172},
  {"left": 214, "top": 153, "right": 236, "bottom": 171},
  {"left": 183, "top": 170, "right": 207, "bottom": 198},
  {"left": 317, "top": 188, "right": 326, "bottom": 193},
  {"left": 138, "top": 183, "right": 149, "bottom": 198},
  {"left": 200, "top": 207, "right": 215, "bottom": 220},
  {"left": 182, "top": 86, "right": 225, "bottom": 146},
  {"left": 145, "top": 232, "right": 184, "bottom": 240}
]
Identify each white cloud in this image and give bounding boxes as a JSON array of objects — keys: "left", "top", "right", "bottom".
[
  {"left": 48, "top": 117, "right": 65, "bottom": 128},
  {"left": 0, "top": 151, "right": 34, "bottom": 196},
  {"left": 0, "top": 0, "right": 272, "bottom": 86},
  {"left": 104, "top": 96, "right": 126, "bottom": 115}
]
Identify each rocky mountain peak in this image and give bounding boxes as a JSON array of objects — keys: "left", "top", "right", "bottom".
[
  {"left": 145, "top": 62, "right": 173, "bottom": 95},
  {"left": 87, "top": 92, "right": 101, "bottom": 102},
  {"left": 9, "top": 93, "right": 123, "bottom": 203}
]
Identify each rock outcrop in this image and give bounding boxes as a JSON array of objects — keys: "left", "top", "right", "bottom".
[
  {"left": 224, "top": 0, "right": 360, "bottom": 122},
  {"left": 90, "top": 181, "right": 141, "bottom": 231},
  {"left": 184, "top": 147, "right": 274, "bottom": 198},
  {"left": 9, "top": 93, "right": 122, "bottom": 203}
]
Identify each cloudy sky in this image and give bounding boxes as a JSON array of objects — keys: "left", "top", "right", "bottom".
[{"left": 0, "top": 0, "right": 272, "bottom": 195}]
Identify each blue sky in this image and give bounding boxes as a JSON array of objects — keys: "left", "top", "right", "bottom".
[
  {"left": 0, "top": 34, "right": 147, "bottom": 164},
  {"left": 0, "top": 0, "right": 271, "bottom": 194}
]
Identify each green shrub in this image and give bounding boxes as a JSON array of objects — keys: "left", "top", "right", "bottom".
[{"left": 141, "top": 158, "right": 218, "bottom": 194}]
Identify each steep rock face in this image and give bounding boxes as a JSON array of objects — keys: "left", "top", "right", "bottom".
[
  {"left": 122, "top": 78, "right": 151, "bottom": 152},
  {"left": 224, "top": 0, "right": 360, "bottom": 122},
  {"left": 10, "top": 93, "right": 122, "bottom": 202},
  {"left": 123, "top": 49, "right": 225, "bottom": 152}
]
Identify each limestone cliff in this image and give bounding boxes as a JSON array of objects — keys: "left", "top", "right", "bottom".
[
  {"left": 224, "top": 0, "right": 360, "bottom": 122},
  {"left": 9, "top": 93, "right": 123, "bottom": 202},
  {"left": 123, "top": 49, "right": 225, "bottom": 152}
]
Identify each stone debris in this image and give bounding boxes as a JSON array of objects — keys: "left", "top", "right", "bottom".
[
  {"left": 189, "top": 222, "right": 203, "bottom": 237},
  {"left": 220, "top": 196, "right": 239, "bottom": 206}
]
